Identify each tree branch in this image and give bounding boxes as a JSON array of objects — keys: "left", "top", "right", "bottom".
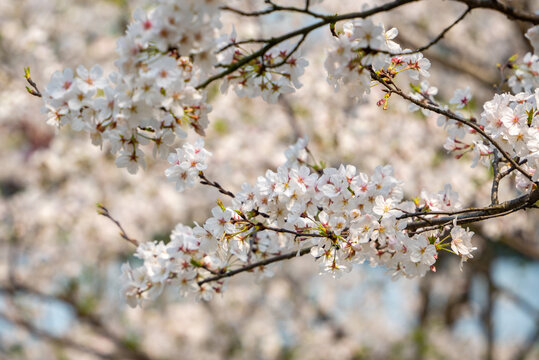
[
  {"left": 197, "top": 246, "right": 313, "bottom": 286},
  {"left": 198, "top": 171, "right": 236, "bottom": 198},
  {"left": 452, "top": 0, "right": 539, "bottom": 24},
  {"left": 379, "top": 6, "right": 472, "bottom": 56},
  {"left": 369, "top": 68, "right": 535, "bottom": 182},
  {"left": 406, "top": 186, "right": 539, "bottom": 231},
  {"left": 196, "top": 0, "right": 420, "bottom": 90},
  {"left": 221, "top": 2, "right": 326, "bottom": 19},
  {"left": 97, "top": 204, "right": 139, "bottom": 246}
]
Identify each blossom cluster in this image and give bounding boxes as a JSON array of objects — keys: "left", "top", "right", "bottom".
[
  {"left": 441, "top": 88, "right": 539, "bottom": 191},
  {"left": 423, "top": 26, "right": 539, "bottom": 192},
  {"left": 220, "top": 40, "right": 309, "bottom": 103},
  {"left": 324, "top": 19, "right": 431, "bottom": 98},
  {"left": 40, "top": 0, "right": 220, "bottom": 174},
  {"left": 508, "top": 52, "right": 538, "bottom": 94},
  {"left": 121, "top": 139, "right": 476, "bottom": 307},
  {"left": 165, "top": 138, "right": 211, "bottom": 192},
  {"left": 508, "top": 25, "right": 539, "bottom": 94}
]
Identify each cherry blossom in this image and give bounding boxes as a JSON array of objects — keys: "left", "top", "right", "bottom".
[
  {"left": 450, "top": 219, "right": 477, "bottom": 270},
  {"left": 165, "top": 138, "right": 211, "bottom": 192},
  {"left": 449, "top": 87, "right": 472, "bottom": 109},
  {"left": 119, "top": 138, "right": 475, "bottom": 307},
  {"left": 40, "top": 0, "right": 218, "bottom": 174}
]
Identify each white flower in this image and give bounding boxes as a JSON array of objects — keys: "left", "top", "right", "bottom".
[
  {"left": 408, "top": 235, "right": 436, "bottom": 266},
  {"left": 372, "top": 195, "right": 398, "bottom": 218},
  {"left": 383, "top": 27, "right": 401, "bottom": 53},
  {"left": 115, "top": 146, "right": 146, "bottom": 174},
  {"left": 45, "top": 68, "right": 75, "bottom": 100},
  {"left": 349, "top": 19, "right": 385, "bottom": 49},
  {"left": 450, "top": 222, "right": 475, "bottom": 256},
  {"left": 165, "top": 138, "right": 211, "bottom": 192},
  {"left": 450, "top": 219, "right": 477, "bottom": 270},
  {"left": 149, "top": 56, "right": 182, "bottom": 88},
  {"left": 170, "top": 224, "right": 201, "bottom": 252},
  {"left": 501, "top": 104, "right": 527, "bottom": 136},
  {"left": 449, "top": 87, "right": 472, "bottom": 109},
  {"left": 76, "top": 65, "right": 106, "bottom": 94},
  {"left": 205, "top": 206, "right": 236, "bottom": 238},
  {"left": 403, "top": 53, "right": 431, "bottom": 80}
]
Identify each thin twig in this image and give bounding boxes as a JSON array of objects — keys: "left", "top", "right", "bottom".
[
  {"left": 221, "top": 2, "right": 326, "bottom": 19},
  {"left": 24, "top": 67, "right": 42, "bottom": 97},
  {"left": 499, "top": 158, "right": 527, "bottom": 179},
  {"left": 198, "top": 171, "right": 236, "bottom": 198},
  {"left": 266, "top": 33, "right": 308, "bottom": 69},
  {"left": 411, "top": 6, "right": 472, "bottom": 53},
  {"left": 397, "top": 206, "right": 500, "bottom": 220},
  {"left": 452, "top": 0, "right": 539, "bottom": 24},
  {"left": 377, "top": 6, "right": 472, "bottom": 56},
  {"left": 218, "top": 38, "right": 268, "bottom": 53},
  {"left": 97, "top": 204, "right": 139, "bottom": 246},
  {"left": 257, "top": 223, "right": 326, "bottom": 238}
]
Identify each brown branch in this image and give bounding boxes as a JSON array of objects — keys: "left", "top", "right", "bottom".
[
  {"left": 119, "top": 186, "right": 539, "bottom": 286},
  {"left": 500, "top": 158, "right": 527, "bottom": 178},
  {"left": 197, "top": 246, "right": 313, "bottom": 286},
  {"left": 194, "top": 183, "right": 538, "bottom": 284},
  {"left": 397, "top": 206, "right": 494, "bottom": 219},
  {"left": 217, "top": 38, "right": 268, "bottom": 53},
  {"left": 204, "top": 0, "right": 539, "bottom": 91},
  {"left": 266, "top": 33, "right": 308, "bottom": 69},
  {"left": 406, "top": 187, "right": 539, "bottom": 231},
  {"left": 412, "top": 6, "right": 472, "bottom": 53},
  {"left": 378, "top": 6, "right": 472, "bottom": 56},
  {"left": 452, "top": 0, "right": 539, "bottom": 24},
  {"left": 198, "top": 171, "right": 236, "bottom": 198},
  {"left": 221, "top": 2, "right": 326, "bottom": 19},
  {"left": 257, "top": 223, "right": 327, "bottom": 238}
]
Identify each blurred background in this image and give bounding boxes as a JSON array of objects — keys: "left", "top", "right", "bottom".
[{"left": 0, "top": 0, "right": 538, "bottom": 359}]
